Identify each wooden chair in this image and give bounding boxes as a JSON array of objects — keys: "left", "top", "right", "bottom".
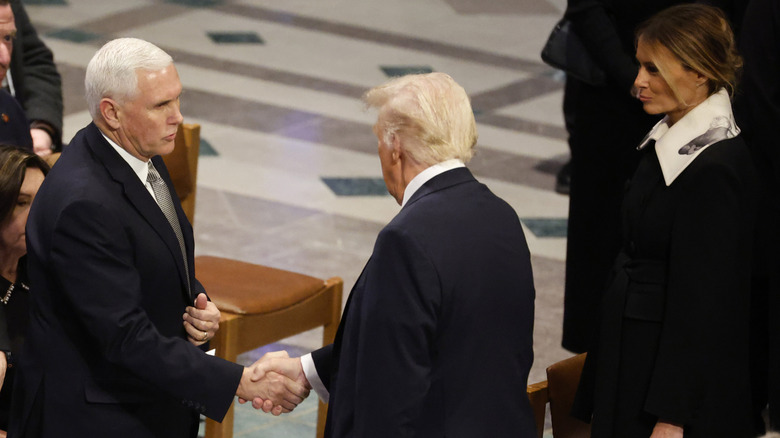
[
  {"left": 526, "top": 353, "right": 591, "bottom": 438},
  {"left": 162, "top": 123, "right": 343, "bottom": 437},
  {"left": 44, "top": 152, "right": 60, "bottom": 168},
  {"left": 162, "top": 123, "right": 200, "bottom": 225},
  {"left": 195, "top": 256, "right": 343, "bottom": 438}
]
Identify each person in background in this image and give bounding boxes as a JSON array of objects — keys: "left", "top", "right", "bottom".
[
  {"left": 560, "top": 0, "right": 676, "bottom": 354},
  {"left": 0, "top": 145, "right": 47, "bottom": 437},
  {"left": 573, "top": 4, "right": 758, "bottom": 437},
  {"left": 560, "top": 0, "right": 744, "bottom": 355},
  {"left": 733, "top": 0, "right": 780, "bottom": 430},
  {"left": 6, "top": 0, "right": 62, "bottom": 156}
]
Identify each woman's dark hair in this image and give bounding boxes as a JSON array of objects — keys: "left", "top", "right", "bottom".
[
  {"left": 637, "top": 4, "right": 742, "bottom": 97},
  {"left": 0, "top": 145, "right": 49, "bottom": 224}
]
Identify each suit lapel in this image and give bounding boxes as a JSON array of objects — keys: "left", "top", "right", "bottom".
[{"left": 84, "top": 124, "right": 192, "bottom": 301}]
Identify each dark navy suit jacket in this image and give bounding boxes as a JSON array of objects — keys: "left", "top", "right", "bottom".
[
  {"left": 312, "top": 167, "right": 537, "bottom": 437},
  {"left": 11, "top": 123, "right": 242, "bottom": 438}
]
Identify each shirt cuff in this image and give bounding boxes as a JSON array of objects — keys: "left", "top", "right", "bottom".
[{"left": 301, "top": 353, "right": 329, "bottom": 403}]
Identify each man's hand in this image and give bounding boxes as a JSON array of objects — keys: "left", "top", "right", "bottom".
[
  {"left": 650, "top": 420, "right": 684, "bottom": 438},
  {"left": 183, "top": 293, "right": 220, "bottom": 346},
  {"left": 30, "top": 128, "right": 53, "bottom": 157},
  {"left": 235, "top": 351, "right": 310, "bottom": 416},
  {"left": 239, "top": 351, "right": 311, "bottom": 413}
]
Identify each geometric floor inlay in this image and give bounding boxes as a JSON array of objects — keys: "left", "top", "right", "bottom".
[
  {"left": 380, "top": 65, "right": 434, "bottom": 77},
  {"left": 321, "top": 177, "right": 390, "bottom": 196},
  {"left": 46, "top": 28, "right": 100, "bottom": 43},
  {"left": 520, "top": 218, "right": 567, "bottom": 238},
  {"left": 208, "top": 31, "right": 264, "bottom": 44},
  {"left": 199, "top": 138, "right": 218, "bottom": 157}
]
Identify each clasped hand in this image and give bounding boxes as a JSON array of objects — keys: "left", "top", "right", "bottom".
[
  {"left": 183, "top": 293, "right": 219, "bottom": 346},
  {"left": 236, "top": 351, "right": 311, "bottom": 416}
]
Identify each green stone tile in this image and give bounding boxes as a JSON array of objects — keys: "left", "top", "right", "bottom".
[
  {"left": 321, "top": 177, "right": 389, "bottom": 197},
  {"left": 521, "top": 218, "right": 568, "bottom": 238},
  {"left": 46, "top": 28, "right": 100, "bottom": 43},
  {"left": 199, "top": 137, "right": 218, "bottom": 157},
  {"left": 380, "top": 66, "right": 434, "bottom": 77}
]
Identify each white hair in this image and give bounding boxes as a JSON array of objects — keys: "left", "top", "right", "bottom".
[
  {"left": 363, "top": 72, "right": 477, "bottom": 166},
  {"left": 85, "top": 38, "right": 174, "bottom": 119}
]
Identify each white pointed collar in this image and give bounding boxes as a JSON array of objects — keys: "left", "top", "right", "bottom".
[{"left": 637, "top": 88, "right": 739, "bottom": 186}]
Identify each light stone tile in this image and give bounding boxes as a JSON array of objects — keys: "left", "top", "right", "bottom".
[
  {"left": 27, "top": 0, "right": 155, "bottom": 29},
  {"left": 123, "top": 8, "right": 528, "bottom": 94},
  {"left": 233, "top": 0, "right": 562, "bottom": 60}
]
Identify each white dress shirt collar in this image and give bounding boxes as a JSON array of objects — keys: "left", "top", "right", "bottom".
[
  {"left": 101, "top": 132, "right": 151, "bottom": 184},
  {"left": 401, "top": 159, "right": 465, "bottom": 207}
]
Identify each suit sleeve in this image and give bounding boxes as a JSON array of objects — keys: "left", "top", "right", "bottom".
[
  {"left": 50, "top": 199, "right": 242, "bottom": 422},
  {"left": 352, "top": 226, "right": 439, "bottom": 437},
  {"left": 644, "top": 159, "right": 752, "bottom": 424}
]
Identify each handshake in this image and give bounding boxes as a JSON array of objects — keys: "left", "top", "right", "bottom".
[{"left": 235, "top": 351, "right": 312, "bottom": 415}]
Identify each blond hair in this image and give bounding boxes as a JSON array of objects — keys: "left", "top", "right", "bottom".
[{"left": 363, "top": 72, "right": 477, "bottom": 166}]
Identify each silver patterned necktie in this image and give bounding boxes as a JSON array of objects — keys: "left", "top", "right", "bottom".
[{"left": 147, "top": 161, "right": 190, "bottom": 291}]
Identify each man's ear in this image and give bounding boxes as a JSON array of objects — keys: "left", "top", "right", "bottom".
[
  {"left": 100, "top": 98, "right": 121, "bottom": 130},
  {"left": 390, "top": 132, "right": 403, "bottom": 163}
]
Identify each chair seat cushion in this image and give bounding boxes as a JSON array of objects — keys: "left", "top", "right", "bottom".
[{"left": 195, "top": 256, "right": 325, "bottom": 315}]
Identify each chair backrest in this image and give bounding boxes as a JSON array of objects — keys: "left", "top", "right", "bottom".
[
  {"left": 162, "top": 123, "right": 200, "bottom": 225},
  {"left": 547, "top": 353, "right": 590, "bottom": 438},
  {"left": 526, "top": 380, "right": 548, "bottom": 438}
]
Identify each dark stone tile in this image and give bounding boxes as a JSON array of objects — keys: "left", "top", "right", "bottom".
[
  {"left": 476, "top": 113, "right": 568, "bottom": 140},
  {"left": 46, "top": 28, "right": 100, "bottom": 43},
  {"left": 469, "top": 76, "right": 563, "bottom": 113},
  {"left": 321, "top": 177, "right": 389, "bottom": 196},
  {"left": 380, "top": 66, "right": 434, "bottom": 78},
  {"left": 521, "top": 218, "right": 568, "bottom": 238},
  {"left": 207, "top": 31, "right": 264, "bottom": 44}
]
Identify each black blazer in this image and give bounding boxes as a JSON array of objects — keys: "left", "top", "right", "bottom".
[
  {"left": 11, "top": 123, "right": 242, "bottom": 438},
  {"left": 312, "top": 167, "right": 537, "bottom": 438},
  {"left": 575, "top": 137, "right": 758, "bottom": 437}
]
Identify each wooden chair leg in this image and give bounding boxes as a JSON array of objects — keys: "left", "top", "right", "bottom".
[
  {"left": 316, "top": 279, "right": 342, "bottom": 438},
  {"left": 206, "top": 316, "right": 239, "bottom": 438}
]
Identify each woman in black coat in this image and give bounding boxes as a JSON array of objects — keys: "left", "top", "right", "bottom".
[
  {"left": 573, "top": 5, "right": 758, "bottom": 437},
  {"left": 0, "top": 146, "right": 48, "bottom": 433}
]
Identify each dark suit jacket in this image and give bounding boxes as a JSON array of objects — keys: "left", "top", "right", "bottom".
[
  {"left": 0, "top": 89, "right": 31, "bottom": 149},
  {"left": 312, "top": 167, "right": 537, "bottom": 438},
  {"left": 11, "top": 123, "right": 242, "bottom": 438}
]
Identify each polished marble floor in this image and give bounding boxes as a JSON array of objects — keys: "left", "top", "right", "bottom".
[{"left": 25, "top": 0, "right": 571, "bottom": 435}]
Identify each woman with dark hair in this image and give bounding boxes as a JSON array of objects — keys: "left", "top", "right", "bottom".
[
  {"left": 573, "top": 4, "right": 758, "bottom": 437},
  {"left": 0, "top": 145, "right": 48, "bottom": 434}
]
